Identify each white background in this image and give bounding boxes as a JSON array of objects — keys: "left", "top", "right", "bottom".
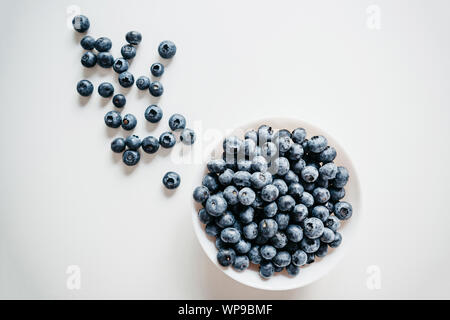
[{"left": 1, "top": 0, "right": 450, "bottom": 299}]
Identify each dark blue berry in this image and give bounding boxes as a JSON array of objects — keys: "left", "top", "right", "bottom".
[
  {"left": 168, "top": 114, "right": 186, "bottom": 131},
  {"left": 158, "top": 40, "right": 177, "bottom": 59},
  {"left": 94, "top": 37, "right": 112, "bottom": 52},
  {"left": 104, "top": 111, "right": 121, "bottom": 128},
  {"left": 121, "top": 44, "right": 136, "bottom": 59},
  {"left": 162, "top": 171, "right": 180, "bottom": 189},
  {"left": 113, "top": 58, "right": 129, "bottom": 73},
  {"left": 334, "top": 201, "right": 353, "bottom": 220},
  {"left": 205, "top": 194, "right": 227, "bottom": 216},
  {"left": 198, "top": 208, "right": 213, "bottom": 224},
  {"left": 159, "top": 132, "right": 176, "bottom": 148},
  {"left": 81, "top": 51, "right": 96, "bottom": 67},
  {"left": 98, "top": 82, "right": 114, "bottom": 98},
  {"left": 111, "top": 137, "right": 125, "bottom": 153},
  {"left": 72, "top": 15, "right": 90, "bottom": 33},
  {"left": 193, "top": 186, "right": 210, "bottom": 203},
  {"left": 80, "top": 35, "right": 95, "bottom": 50},
  {"left": 144, "top": 105, "right": 163, "bottom": 123},
  {"left": 125, "top": 31, "right": 142, "bottom": 45},
  {"left": 149, "top": 81, "right": 164, "bottom": 96},
  {"left": 122, "top": 150, "right": 140, "bottom": 166},
  {"left": 125, "top": 135, "right": 141, "bottom": 150},
  {"left": 303, "top": 217, "right": 324, "bottom": 239},
  {"left": 150, "top": 62, "right": 164, "bottom": 77},
  {"left": 112, "top": 94, "right": 126, "bottom": 108},
  {"left": 217, "top": 248, "right": 236, "bottom": 267},
  {"left": 136, "top": 76, "right": 150, "bottom": 90},
  {"left": 97, "top": 52, "right": 114, "bottom": 68},
  {"left": 308, "top": 135, "right": 328, "bottom": 153},
  {"left": 118, "top": 71, "right": 134, "bottom": 88},
  {"left": 121, "top": 114, "right": 137, "bottom": 130},
  {"left": 76, "top": 80, "right": 93, "bottom": 96},
  {"left": 141, "top": 136, "right": 160, "bottom": 154},
  {"left": 180, "top": 128, "right": 196, "bottom": 145}
]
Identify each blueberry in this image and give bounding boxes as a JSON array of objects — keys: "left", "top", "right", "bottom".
[
  {"left": 250, "top": 171, "right": 272, "bottom": 189},
  {"left": 158, "top": 40, "right": 177, "bottom": 59},
  {"left": 300, "top": 237, "right": 320, "bottom": 253},
  {"left": 261, "top": 142, "right": 278, "bottom": 158},
  {"left": 245, "top": 130, "right": 258, "bottom": 143},
  {"left": 219, "top": 168, "right": 234, "bottom": 186},
  {"left": 121, "top": 44, "right": 137, "bottom": 59},
  {"left": 275, "top": 213, "right": 290, "bottom": 231},
  {"left": 311, "top": 205, "right": 330, "bottom": 222},
  {"left": 273, "top": 251, "right": 291, "bottom": 268},
  {"left": 234, "top": 240, "right": 252, "bottom": 254},
  {"left": 329, "top": 187, "right": 346, "bottom": 202},
  {"left": 232, "top": 255, "right": 250, "bottom": 271},
  {"left": 299, "top": 192, "right": 314, "bottom": 207},
  {"left": 216, "top": 211, "right": 236, "bottom": 228},
  {"left": 125, "top": 134, "right": 141, "bottom": 150},
  {"left": 205, "top": 194, "right": 227, "bottom": 216},
  {"left": 221, "top": 227, "right": 241, "bottom": 244},
  {"left": 193, "top": 186, "right": 210, "bottom": 203},
  {"left": 286, "top": 225, "right": 303, "bottom": 243},
  {"left": 303, "top": 182, "right": 316, "bottom": 193},
  {"left": 149, "top": 81, "right": 164, "bottom": 97},
  {"left": 259, "top": 261, "right": 275, "bottom": 278},
  {"left": 259, "top": 219, "right": 278, "bottom": 238},
  {"left": 81, "top": 51, "right": 97, "bottom": 68},
  {"left": 168, "top": 114, "right": 186, "bottom": 131},
  {"left": 254, "top": 234, "right": 269, "bottom": 245},
  {"left": 320, "top": 227, "right": 335, "bottom": 244},
  {"left": 122, "top": 150, "right": 140, "bottom": 166},
  {"left": 318, "top": 146, "right": 337, "bottom": 163},
  {"left": 270, "top": 232, "right": 288, "bottom": 249},
  {"left": 243, "top": 222, "right": 258, "bottom": 240},
  {"left": 288, "top": 182, "right": 304, "bottom": 199},
  {"left": 251, "top": 194, "right": 264, "bottom": 210},
  {"left": 162, "top": 171, "right": 181, "bottom": 189},
  {"left": 136, "top": 76, "right": 151, "bottom": 90},
  {"left": 118, "top": 71, "right": 135, "bottom": 88},
  {"left": 334, "top": 201, "right": 353, "bottom": 220},
  {"left": 260, "top": 245, "right": 277, "bottom": 260},
  {"left": 334, "top": 166, "right": 349, "bottom": 188},
  {"left": 243, "top": 139, "right": 257, "bottom": 157},
  {"left": 292, "top": 204, "right": 308, "bottom": 223},
  {"left": 251, "top": 156, "right": 268, "bottom": 173},
  {"left": 159, "top": 132, "right": 176, "bottom": 148},
  {"left": 112, "top": 94, "right": 126, "bottom": 108},
  {"left": 319, "top": 162, "right": 338, "bottom": 180},
  {"left": 150, "top": 62, "right": 164, "bottom": 77},
  {"left": 257, "top": 125, "right": 273, "bottom": 143},
  {"left": 125, "top": 31, "right": 142, "bottom": 45},
  {"left": 277, "top": 195, "right": 295, "bottom": 212},
  {"left": 237, "top": 159, "right": 252, "bottom": 172},
  {"left": 80, "top": 36, "right": 95, "bottom": 49},
  {"left": 287, "top": 143, "right": 304, "bottom": 161},
  {"left": 308, "top": 135, "right": 328, "bottom": 153},
  {"left": 292, "top": 159, "right": 306, "bottom": 174},
  {"left": 275, "top": 136, "right": 293, "bottom": 153},
  {"left": 97, "top": 52, "right": 114, "bottom": 68},
  {"left": 263, "top": 202, "right": 278, "bottom": 217},
  {"left": 76, "top": 80, "right": 93, "bottom": 96},
  {"left": 329, "top": 232, "right": 342, "bottom": 248},
  {"left": 233, "top": 171, "right": 251, "bottom": 187},
  {"left": 316, "top": 177, "right": 329, "bottom": 188},
  {"left": 113, "top": 58, "right": 129, "bottom": 73},
  {"left": 215, "top": 238, "right": 228, "bottom": 250},
  {"left": 98, "top": 82, "right": 114, "bottom": 98},
  {"left": 248, "top": 245, "right": 262, "bottom": 264},
  {"left": 205, "top": 222, "right": 221, "bottom": 237},
  {"left": 316, "top": 243, "right": 328, "bottom": 258},
  {"left": 208, "top": 159, "right": 226, "bottom": 173},
  {"left": 141, "top": 136, "right": 159, "bottom": 154},
  {"left": 223, "top": 136, "right": 243, "bottom": 154},
  {"left": 301, "top": 165, "right": 319, "bottom": 183},
  {"left": 111, "top": 137, "right": 126, "bottom": 153},
  {"left": 72, "top": 15, "right": 90, "bottom": 33},
  {"left": 312, "top": 187, "right": 331, "bottom": 204},
  {"left": 217, "top": 248, "right": 236, "bottom": 267},
  {"left": 261, "top": 184, "right": 279, "bottom": 202},
  {"left": 202, "top": 173, "right": 219, "bottom": 192},
  {"left": 94, "top": 37, "right": 112, "bottom": 52},
  {"left": 273, "top": 157, "right": 290, "bottom": 176},
  {"left": 291, "top": 128, "right": 306, "bottom": 144},
  {"left": 291, "top": 249, "right": 307, "bottom": 266},
  {"left": 272, "top": 179, "right": 288, "bottom": 196},
  {"left": 144, "top": 105, "right": 163, "bottom": 123},
  {"left": 104, "top": 111, "right": 121, "bottom": 128},
  {"left": 325, "top": 215, "right": 340, "bottom": 232},
  {"left": 286, "top": 263, "right": 300, "bottom": 276},
  {"left": 223, "top": 185, "right": 239, "bottom": 205},
  {"left": 121, "top": 114, "right": 137, "bottom": 130},
  {"left": 273, "top": 129, "right": 292, "bottom": 140},
  {"left": 238, "top": 187, "right": 256, "bottom": 206},
  {"left": 198, "top": 208, "right": 214, "bottom": 224},
  {"left": 239, "top": 207, "right": 254, "bottom": 224},
  {"left": 303, "top": 217, "right": 324, "bottom": 239}
]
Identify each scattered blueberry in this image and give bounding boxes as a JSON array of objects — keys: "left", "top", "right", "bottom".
[
  {"left": 112, "top": 94, "right": 126, "bottom": 108},
  {"left": 260, "top": 245, "right": 277, "bottom": 260},
  {"left": 273, "top": 251, "right": 291, "bottom": 268},
  {"left": 136, "top": 76, "right": 151, "bottom": 90},
  {"left": 149, "top": 81, "right": 164, "bottom": 97},
  {"left": 72, "top": 15, "right": 90, "bottom": 33},
  {"left": 118, "top": 71, "right": 135, "bottom": 88},
  {"left": 98, "top": 82, "right": 114, "bottom": 98},
  {"left": 81, "top": 51, "right": 97, "bottom": 68},
  {"left": 113, "top": 58, "right": 129, "bottom": 73},
  {"left": 104, "top": 111, "right": 121, "bottom": 128},
  {"left": 121, "top": 44, "right": 137, "bottom": 59},
  {"left": 158, "top": 40, "right": 177, "bottom": 59},
  {"left": 76, "top": 79, "right": 93, "bottom": 96},
  {"left": 159, "top": 132, "right": 176, "bottom": 148},
  {"left": 144, "top": 105, "right": 163, "bottom": 123},
  {"left": 259, "top": 261, "right": 275, "bottom": 279},
  {"left": 97, "top": 52, "right": 114, "bottom": 68},
  {"left": 80, "top": 35, "right": 95, "bottom": 50},
  {"left": 180, "top": 128, "right": 196, "bottom": 145},
  {"left": 111, "top": 137, "right": 125, "bottom": 153},
  {"left": 125, "top": 31, "right": 142, "bottom": 45},
  {"left": 162, "top": 171, "right": 180, "bottom": 189},
  {"left": 121, "top": 114, "right": 137, "bottom": 130},
  {"left": 168, "top": 114, "right": 186, "bottom": 131},
  {"left": 94, "top": 37, "right": 112, "bottom": 52},
  {"left": 221, "top": 227, "right": 241, "bottom": 244},
  {"left": 125, "top": 134, "right": 141, "bottom": 150},
  {"left": 329, "top": 232, "right": 342, "bottom": 248},
  {"left": 122, "top": 150, "right": 140, "bottom": 166},
  {"left": 150, "top": 62, "right": 165, "bottom": 77},
  {"left": 291, "top": 128, "right": 306, "bottom": 144}
]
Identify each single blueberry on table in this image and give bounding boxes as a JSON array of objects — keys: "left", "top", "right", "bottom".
[
  {"left": 193, "top": 186, "right": 210, "bottom": 203},
  {"left": 216, "top": 211, "right": 236, "bottom": 228},
  {"left": 159, "top": 132, "right": 176, "bottom": 148},
  {"left": 218, "top": 168, "right": 234, "bottom": 186},
  {"left": 273, "top": 251, "right": 291, "bottom": 268},
  {"left": 233, "top": 171, "right": 252, "bottom": 187},
  {"left": 141, "top": 136, "right": 160, "bottom": 154},
  {"left": 334, "top": 201, "right": 353, "bottom": 220},
  {"left": 76, "top": 80, "right": 93, "bottom": 96},
  {"left": 250, "top": 171, "right": 272, "bottom": 189},
  {"left": 136, "top": 76, "right": 150, "bottom": 90},
  {"left": 272, "top": 179, "right": 288, "bottom": 196},
  {"left": 311, "top": 205, "right": 330, "bottom": 222},
  {"left": 320, "top": 227, "right": 335, "bottom": 244},
  {"left": 318, "top": 146, "right": 337, "bottom": 163},
  {"left": 162, "top": 171, "right": 181, "bottom": 189},
  {"left": 251, "top": 156, "right": 268, "bottom": 173},
  {"left": 94, "top": 37, "right": 112, "bottom": 52},
  {"left": 259, "top": 219, "right": 278, "bottom": 238},
  {"left": 97, "top": 52, "right": 114, "bottom": 68},
  {"left": 80, "top": 35, "right": 95, "bottom": 50},
  {"left": 312, "top": 187, "right": 331, "bottom": 204},
  {"left": 179, "top": 128, "right": 196, "bottom": 145},
  {"left": 121, "top": 44, "right": 137, "bottom": 59},
  {"left": 205, "top": 222, "right": 220, "bottom": 237},
  {"left": 217, "top": 248, "right": 236, "bottom": 267},
  {"left": 232, "top": 255, "right": 250, "bottom": 271},
  {"left": 270, "top": 231, "right": 288, "bottom": 249},
  {"left": 286, "top": 225, "right": 303, "bottom": 243},
  {"left": 301, "top": 165, "right": 319, "bottom": 183},
  {"left": 98, "top": 82, "right": 114, "bottom": 98},
  {"left": 104, "top": 111, "right": 121, "bottom": 128},
  {"left": 243, "top": 222, "right": 258, "bottom": 240},
  {"left": 158, "top": 40, "right": 177, "bottom": 59},
  {"left": 122, "top": 150, "right": 140, "bottom": 166},
  {"left": 112, "top": 94, "right": 126, "bottom": 108},
  {"left": 121, "top": 114, "right": 137, "bottom": 131},
  {"left": 303, "top": 217, "right": 324, "bottom": 239},
  {"left": 202, "top": 173, "right": 219, "bottom": 192},
  {"left": 300, "top": 237, "right": 321, "bottom": 253},
  {"left": 220, "top": 227, "right": 241, "bottom": 244},
  {"left": 259, "top": 261, "right": 275, "bottom": 279},
  {"left": 110, "top": 137, "right": 125, "bottom": 153},
  {"left": 207, "top": 159, "right": 226, "bottom": 173},
  {"left": 118, "top": 71, "right": 135, "bottom": 88},
  {"left": 113, "top": 58, "right": 129, "bottom": 73},
  {"left": 291, "top": 204, "right": 308, "bottom": 223},
  {"left": 150, "top": 62, "right": 164, "bottom": 77},
  {"left": 263, "top": 202, "right": 278, "bottom": 218},
  {"left": 299, "top": 191, "right": 314, "bottom": 207},
  {"left": 329, "top": 231, "right": 342, "bottom": 248},
  {"left": 275, "top": 213, "right": 290, "bottom": 231},
  {"left": 144, "top": 105, "right": 163, "bottom": 123},
  {"left": 125, "top": 31, "right": 142, "bottom": 45},
  {"left": 291, "top": 249, "right": 308, "bottom": 266},
  {"left": 125, "top": 135, "right": 141, "bottom": 150},
  {"left": 319, "top": 162, "right": 338, "bottom": 180},
  {"left": 333, "top": 166, "right": 349, "bottom": 188},
  {"left": 149, "top": 81, "right": 164, "bottom": 96},
  {"left": 325, "top": 215, "right": 340, "bottom": 232},
  {"left": 239, "top": 206, "right": 254, "bottom": 224},
  {"left": 205, "top": 194, "right": 227, "bottom": 216},
  {"left": 168, "top": 114, "right": 186, "bottom": 131},
  {"left": 234, "top": 240, "right": 252, "bottom": 254},
  {"left": 72, "top": 15, "right": 90, "bottom": 33},
  {"left": 286, "top": 263, "right": 300, "bottom": 276},
  {"left": 260, "top": 245, "right": 277, "bottom": 260},
  {"left": 198, "top": 208, "right": 214, "bottom": 225},
  {"left": 223, "top": 185, "right": 239, "bottom": 205},
  {"left": 308, "top": 135, "right": 328, "bottom": 153},
  {"left": 277, "top": 195, "right": 295, "bottom": 212},
  {"left": 291, "top": 127, "right": 306, "bottom": 144},
  {"left": 329, "top": 187, "right": 346, "bottom": 202},
  {"left": 261, "top": 184, "right": 279, "bottom": 202},
  {"left": 238, "top": 187, "right": 256, "bottom": 206},
  {"left": 248, "top": 245, "right": 262, "bottom": 264},
  {"left": 81, "top": 51, "right": 97, "bottom": 68}
]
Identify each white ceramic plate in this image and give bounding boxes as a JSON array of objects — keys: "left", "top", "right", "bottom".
[{"left": 192, "top": 118, "right": 362, "bottom": 291}]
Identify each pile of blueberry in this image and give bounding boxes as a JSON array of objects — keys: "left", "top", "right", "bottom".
[
  {"left": 193, "top": 125, "right": 352, "bottom": 278},
  {"left": 72, "top": 15, "right": 195, "bottom": 189}
]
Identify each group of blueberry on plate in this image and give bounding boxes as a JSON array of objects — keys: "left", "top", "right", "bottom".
[
  {"left": 193, "top": 126, "right": 353, "bottom": 278},
  {"left": 72, "top": 15, "right": 195, "bottom": 189}
]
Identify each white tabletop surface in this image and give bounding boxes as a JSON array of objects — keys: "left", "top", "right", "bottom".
[{"left": 1, "top": 0, "right": 450, "bottom": 299}]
